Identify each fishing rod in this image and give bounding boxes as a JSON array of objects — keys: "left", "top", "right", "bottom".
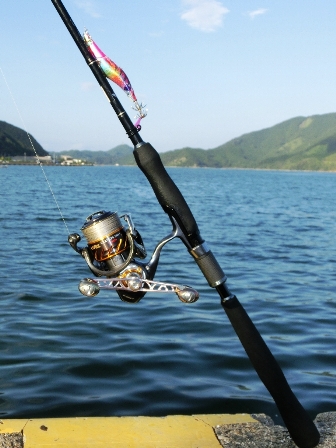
[{"left": 51, "top": 1, "right": 320, "bottom": 446}]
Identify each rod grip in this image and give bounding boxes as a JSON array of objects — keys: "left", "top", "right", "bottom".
[
  {"left": 134, "top": 143, "right": 201, "bottom": 245},
  {"left": 192, "top": 249, "right": 227, "bottom": 287},
  {"left": 221, "top": 295, "right": 320, "bottom": 448}
]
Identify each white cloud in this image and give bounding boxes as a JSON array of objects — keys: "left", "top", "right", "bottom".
[
  {"left": 75, "top": 1, "right": 101, "bottom": 18},
  {"left": 248, "top": 8, "right": 268, "bottom": 19},
  {"left": 181, "top": 0, "right": 229, "bottom": 33}
]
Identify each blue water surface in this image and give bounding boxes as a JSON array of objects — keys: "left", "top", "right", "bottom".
[{"left": 0, "top": 165, "right": 335, "bottom": 423}]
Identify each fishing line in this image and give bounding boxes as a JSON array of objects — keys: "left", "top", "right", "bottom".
[{"left": 0, "top": 65, "right": 70, "bottom": 235}]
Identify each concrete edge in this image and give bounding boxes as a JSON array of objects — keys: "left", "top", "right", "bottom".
[{"left": 0, "top": 414, "right": 257, "bottom": 447}]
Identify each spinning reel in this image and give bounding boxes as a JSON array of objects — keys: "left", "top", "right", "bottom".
[{"left": 68, "top": 210, "right": 199, "bottom": 304}]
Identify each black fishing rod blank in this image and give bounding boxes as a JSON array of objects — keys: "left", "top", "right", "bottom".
[{"left": 51, "top": 1, "right": 320, "bottom": 446}]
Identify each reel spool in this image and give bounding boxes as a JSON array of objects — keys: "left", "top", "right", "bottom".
[{"left": 81, "top": 211, "right": 131, "bottom": 273}]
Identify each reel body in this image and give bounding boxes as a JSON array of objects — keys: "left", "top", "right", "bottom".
[{"left": 68, "top": 210, "right": 199, "bottom": 304}]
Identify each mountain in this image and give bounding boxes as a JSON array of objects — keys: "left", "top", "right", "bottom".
[
  {"left": 61, "top": 113, "right": 336, "bottom": 171},
  {"left": 158, "top": 113, "right": 336, "bottom": 171},
  {"left": 0, "top": 121, "right": 48, "bottom": 157},
  {"left": 63, "top": 144, "right": 133, "bottom": 165},
  {"left": 206, "top": 113, "right": 336, "bottom": 171}
]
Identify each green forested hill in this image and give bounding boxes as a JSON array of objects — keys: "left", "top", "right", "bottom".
[
  {"left": 158, "top": 113, "right": 336, "bottom": 170},
  {"left": 64, "top": 113, "right": 336, "bottom": 170},
  {"left": 206, "top": 113, "right": 336, "bottom": 170},
  {"left": 0, "top": 121, "right": 48, "bottom": 157},
  {"left": 63, "top": 145, "right": 132, "bottom": 165}
]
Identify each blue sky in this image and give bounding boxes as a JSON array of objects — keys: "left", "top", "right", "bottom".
[{"left": 1, "top": 0, "right": 336, "bottom": 153}]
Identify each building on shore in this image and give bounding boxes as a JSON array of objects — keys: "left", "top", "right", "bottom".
[
  {"left": 61, "top": 155, "right": 78, "bottom": 165},
  {"left": 10, "top": 155, "right": 52, "bottom": 164}
]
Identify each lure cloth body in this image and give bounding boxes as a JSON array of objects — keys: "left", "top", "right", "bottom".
[{"left": 83, "top": 30, "right": 146, "bottom": 127}]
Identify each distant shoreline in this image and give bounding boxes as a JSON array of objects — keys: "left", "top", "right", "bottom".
[
  {"left": 2, "top": 163, "right": 336, "bottom": 173},
  {"left": 1, "top": 162, "right": 93, "bottom": 167}
]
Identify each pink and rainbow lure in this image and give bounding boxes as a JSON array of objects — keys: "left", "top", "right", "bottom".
[{"left": 83, "top": 30, "right": 146, "bottom": 127}]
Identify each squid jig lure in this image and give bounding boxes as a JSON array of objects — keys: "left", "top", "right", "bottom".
[{"left": 83, "top": 30, "right": 147, "bottom": 130}]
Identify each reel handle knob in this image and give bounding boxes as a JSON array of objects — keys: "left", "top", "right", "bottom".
[
  {"left": 79, "top": 278, "right": 100, "bottom": 297},
  {"left": 176, "top": 287, "right": 199, "bottom": 303}
]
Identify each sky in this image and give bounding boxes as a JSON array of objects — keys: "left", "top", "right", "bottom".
[{"left": 1, "top": 0, "right": 336, "bottom": 154}]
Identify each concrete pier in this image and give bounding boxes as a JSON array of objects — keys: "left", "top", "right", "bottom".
[{"left": 1, "top": 412, "right": 335, "bottom": 447}]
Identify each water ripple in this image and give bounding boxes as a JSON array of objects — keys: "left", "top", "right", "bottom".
[{"left": 1, "top": 166, "right": 335, "bottom": 423}]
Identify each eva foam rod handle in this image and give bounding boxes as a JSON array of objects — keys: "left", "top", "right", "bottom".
[
  {"left": 134, "top": 143, "right": 201, "bottom": 245},
  {"left": 221, "top": 294, "right": 320, "bottom": 448},
  {"left": 134, "top": 143, "right": 227, "bottom": 288}
]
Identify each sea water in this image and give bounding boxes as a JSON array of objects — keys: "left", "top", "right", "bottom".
[{"left": 0, "top": 165, "right": 335, "bottom": 422}]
